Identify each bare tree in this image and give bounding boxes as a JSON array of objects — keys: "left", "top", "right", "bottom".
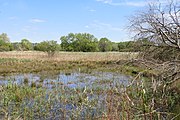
[{"left": 129, "top": 0, "right": 180, "bottom": 49}]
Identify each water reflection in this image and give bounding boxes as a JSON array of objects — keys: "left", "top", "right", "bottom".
[{"left": 0, "top": 70, "right": 132, "bottom": 89}]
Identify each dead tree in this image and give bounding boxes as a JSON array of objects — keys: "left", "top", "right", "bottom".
[{"left": 129, "top": 0, "right": 180, "bottom": 49}]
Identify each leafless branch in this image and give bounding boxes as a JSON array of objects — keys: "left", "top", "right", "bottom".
[{"left": 129, "top": 0, "right": 180, "bottom": 49}]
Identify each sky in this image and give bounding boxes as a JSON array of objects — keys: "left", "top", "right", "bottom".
[{"left": 0, "top": 0, "right": 150, "bottom": 43}]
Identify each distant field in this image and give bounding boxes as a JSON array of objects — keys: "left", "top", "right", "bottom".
[
  {"left": 0, "top": 51, "right": 139, "bottom": 74},
  {"left": 0, "top": 51, "right": 138, "bottom": 62}
]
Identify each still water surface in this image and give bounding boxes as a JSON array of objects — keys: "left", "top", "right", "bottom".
[{"left": 0, "top": 69, "right": 132, "bottom": 88}]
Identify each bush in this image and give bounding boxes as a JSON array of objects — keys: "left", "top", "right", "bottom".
[
  {"left": 34, "top": 40, "right": 59, "bottom": 57},
  {"left": 140, "top": 46, "right": 180, "bottom": 62},
  {"left": 0, "top": 40, "right": 13, "bottom": 52}
]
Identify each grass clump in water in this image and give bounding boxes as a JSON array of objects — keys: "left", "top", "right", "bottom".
[{"left": 23, "top": 77, "right": 29, "bottom": 84}]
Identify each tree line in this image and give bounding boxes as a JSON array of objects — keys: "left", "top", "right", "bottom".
[{"left": 0, "top": 32, "right": 147, "bottom": 54}]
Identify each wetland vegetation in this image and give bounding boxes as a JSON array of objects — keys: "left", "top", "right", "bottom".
[{"left": 0, "top": 51, "right": 179, "bottom": 120}]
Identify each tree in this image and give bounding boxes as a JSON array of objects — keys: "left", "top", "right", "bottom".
[
  {"left": 34, "top": 40, "right": 59, "bottom": 57},
  {"left": 72, "top": 33, "right": 98, "bottom": 52},
  {"left": 98, "top": 38, "right": 112, "bottom": 52},
  {"left": 111, "top": 42, "right": 119, "bottom": 51},
  {"left": 20, "top": 39, "right": 33, "bottom": 51},
  {"left": 0, "top": 40, "right": 13, "bottom": 51},
  {"left": 60, "top": 33, "right": 75, "bottom": 51},
  {"left": 118, "top": 42, "right": 128, "bottom": 51},
  {"left": 0, "top": 33, "right": 10, "bottom": 43},
  {"left": 12, "top": 42, "right": 22, "bottom": 51},
  {"left": 0, "top": 33, "right": 12, "bottom": 51},
  {"left": 60, "top": 33, "right": 98, "bottom": 52},
  {"left": 129, "top": 0, "right": 180, "bottom": 49},
  {"left": 118, "top": 41, "right": 135, "bottom": 52}
]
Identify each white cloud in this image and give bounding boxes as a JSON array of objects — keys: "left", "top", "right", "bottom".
[
  {"left": 87, "top": 20, "right": 123, "bottom": 32},
  {"left": 21, "top": 26, "right": 32, "bottom": 33},
  {"left": 96, "top": 0, "right": 112, "bottom": 4},
  {"left": 96, "top": 0, "right": 180, "bottom": 7},
  {"left": 85, "top": 6, "right": 97, "bottom": 12},
  {"left": 30, "top": 18, "right": 46, "bottom": 23},
  {"left": 125, "top": 1, "right": 147, "bottom": 7},
  {"left": 96, "top": 0, "right": 147, "bottom": 7},
  {"left": 85, "top": 20, "right": 131, "bottom": 42},
  {"left": 85, "top": 25, "right": 89, "bottom": 28},
  {"left": 9, "top": 16, "right": 18, "bottom": 20},
  {"left": 89, "top": 9, "right": 96, "bottom": 12},
  {"left": 21, "top": 26, "right": 38, "bottom": 33}
]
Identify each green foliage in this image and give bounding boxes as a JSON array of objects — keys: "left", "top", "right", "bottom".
[
  {"left": 60, "top": 33, "right": 98, "bottom": 52},
  {"left": 20, "top": 39, "right": 33, "bottom": 51},
  {"left": 60, "top": 33, "right": 75, "bottom": 51},
  {"left": 34, "top": 40, "right": 59, "bottom": 56},
  {"left": 0, "top": 40, "right": 13, "bottom": 52},
  {"left": 12, "top": 42, "right": 22, "bottom": 51},
  {"left": 117, "top": 39, "right": 154, "bottom": 52},
  {"left": 0, "top": 33, "right": 13, "bottom": 52},
  {"left": 111, "top": 42, "right": 119, "bottom": 51},
  {"left": 98, "top": 38, "right": 112, "bottom": 52},
  {"left": 118, "top": 41, "right": 134, "bottom": 52}
]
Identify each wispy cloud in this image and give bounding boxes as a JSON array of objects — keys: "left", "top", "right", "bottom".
[
  {"left": 9, "top": 16, "right": 18, "bottom": 20},
  {"left": 85, "top": 25, "right": 89, "bottom": 28},
  {"left": 85, "top": 20, "right": 130, "bottom": 41},
  {"left": 97, "top": 0, "right": 180, "bottom": 7},
  {"left": 86, "top": 20, "right": 123, "bottom": 32},
  {"left": 21, "top": 26, "right": 38, "bottom": 33},
  {"left": 85, "top": 6, "right": 97, "bottom": 12},
  {"left": 89, "top": 9, "right": 96, "bottom": 12},
  {"left": 125, "top": 1, "right": 147, "bottom": 7},
  {"left": 96, "top": 0, "right": 112, "bottom": 4},
  {"left": 30, "top": 18, "right": 46, "bottom": 23},
  {"left": 96, "top": 0, "right": 147, "bottom": 7},
  {"left": 22, "top": 26, "right": 32, "bottom": 33}
]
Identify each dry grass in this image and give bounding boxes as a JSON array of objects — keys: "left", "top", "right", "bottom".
[
  {"left": 0, "top": 51, "right": 138, "bottom": 62},
  {"left": 0, "top": 51, "right": 138, "bottom": 75}
]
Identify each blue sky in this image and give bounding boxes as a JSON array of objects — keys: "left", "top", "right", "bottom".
[{"left": 0, "top": 0, "right": 148, "bottom": 43}]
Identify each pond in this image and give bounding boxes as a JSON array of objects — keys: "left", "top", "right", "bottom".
[
  {"left": 0, "top": 69, "right": 132, "bottom": 89},
  {"left": 0, "top": 68, "right": 134, "bottom": 119}
]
